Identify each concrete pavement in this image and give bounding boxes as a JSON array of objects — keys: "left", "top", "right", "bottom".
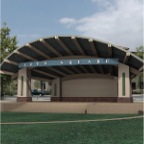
[{"left": 1, "top": 95, "right": 144, "bottom": 102}]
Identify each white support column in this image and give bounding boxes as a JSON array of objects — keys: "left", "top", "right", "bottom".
[
  {"left": 17, "top": 68, "right": 32, "bottom": 102},
  {"left": 51, "top": 78, "right": 61, "bottom": 101},
  {"left": 118, "top": 63, "right": 132, "bottom": 102}
]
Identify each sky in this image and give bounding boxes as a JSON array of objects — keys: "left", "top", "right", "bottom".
[{"left": 1, "top": 0, "right": 143, "bottom": 51}]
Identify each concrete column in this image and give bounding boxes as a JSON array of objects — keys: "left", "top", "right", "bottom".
[
  {"left": 17, "top": 68, "right": 32, "bottom": 102},
  {"left": 51, "top": 78, "right": 62, "bottom": 101},
  {"left": 118, "top": 63, "right": 132, "bottom": 102},
  {"left": 130, "top": 78, "right": 133, "bottom": 96}
]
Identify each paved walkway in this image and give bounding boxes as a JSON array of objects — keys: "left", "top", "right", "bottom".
[
  {"left": 1, "top": 115, "right": 143, "bottom": 125},
  {"left": 2, "top": 95, "right": 144, "bottom": 102},
  {"left": 1, "top": 95, "right": 51, "bottom": 102}
]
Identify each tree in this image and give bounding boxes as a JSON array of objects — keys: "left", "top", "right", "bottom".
[
  {"left": 0, "top": 23, "right": 18, "bottom": 98},
  {"left": 34, "top": 80, "right": 41, "bottom": 90},
  {"left": 136, "top": 45, "right": 144, "bottom": 59},
  {"left": 3, "top": 81, "right": 17, "bottom": 96},
  {"left": 1, "top": 23, "right": 18, "bottom": 61},
  {"left": 135, "top": 46, "right": 144, "bottom": 94}
]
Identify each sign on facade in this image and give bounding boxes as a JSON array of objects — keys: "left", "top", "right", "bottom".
[{"left": 19, "top": 58, "right": 119, "bottom": 68}]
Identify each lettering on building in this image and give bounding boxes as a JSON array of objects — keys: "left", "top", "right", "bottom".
[{"left": 20, "top": 58, "right": 118, "bottom": 68}]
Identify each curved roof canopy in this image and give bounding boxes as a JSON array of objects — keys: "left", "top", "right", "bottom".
[{"left": 0, "top": 36, "right": 143, "bottom": 80}]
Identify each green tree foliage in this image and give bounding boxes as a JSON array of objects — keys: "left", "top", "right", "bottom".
[
  {"left": 135, "top": 46, "right": 144, "bottom": 93},
  {"left": 1, "top": 23, "right": 18, "bottom": 62},
  {"left": 136, "top": 45, "right": 144, "bottom": 59},
  {"left": 0, "top": 23, "right": 18, "bottom": 98},
  {"left": 34, "top": 80, "right": 41, "bottom": 90},
  {"left": 3, "top": 81, "right": 17, "bottom": 96}
]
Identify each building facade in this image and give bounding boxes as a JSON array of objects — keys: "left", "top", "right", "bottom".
[{"left": 0, "top": 36, "right": 143, "bottom": 102}]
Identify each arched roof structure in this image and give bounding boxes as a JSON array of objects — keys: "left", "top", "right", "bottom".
[{"left": 0, "top": 36, "right": 143, "bottom": 80}]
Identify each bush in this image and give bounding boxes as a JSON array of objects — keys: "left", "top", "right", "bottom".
[{"left": 4, "top": 81, "right": 17, "bottom": 96}]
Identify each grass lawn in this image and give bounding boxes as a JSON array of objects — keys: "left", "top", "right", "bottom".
[{"left": 1, "top": 112, "right": 143, "bottom": 144}]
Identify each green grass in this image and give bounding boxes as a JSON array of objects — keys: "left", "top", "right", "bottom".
[
  {"left": 1, "top": 112, "right": 140, "bottom": 122},
  {"left": 1, "top": 112, "right": 143, "bottom": 144}
]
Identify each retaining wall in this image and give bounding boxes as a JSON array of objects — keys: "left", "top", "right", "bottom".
[{"left": 1, "top": 102, "right": 143, "bottom": 114}]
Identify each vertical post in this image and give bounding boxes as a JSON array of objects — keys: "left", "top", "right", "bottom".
[
  {"left": 60, "top": 78, "right": 62, "bottom": 101},
  {"left": 51, "top": 78, "right": 61, "bottom": 101},
  {"left": 17, "top": 68, "right": 32, "bottom": 102},
  {"left": 40, "top": 80, "right": 45, "bottom": 94},
  {"left": 130, "top": 78, "right": 132, "bottom": 96},
  {"left": 40, "top": 81, "right": 43, "bottom": 91},
  {"left": 118, "top": 63, "right": 132, "bottom": 102}
]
